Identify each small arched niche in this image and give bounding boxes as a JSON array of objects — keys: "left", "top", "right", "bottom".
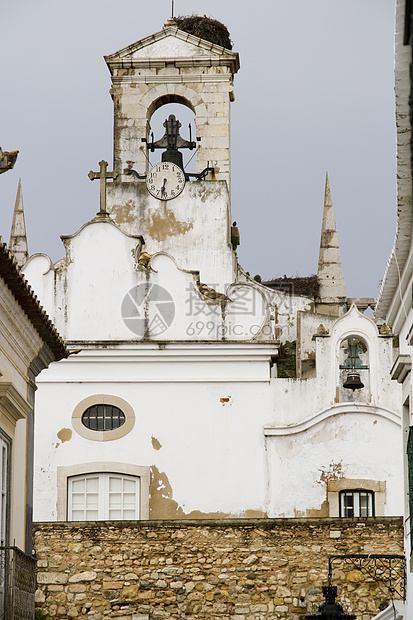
[
  {"left": 338, "top": 335, "right": 371, "bottom": 404},
  {"left": 147, "top": 97, "right": 197, "bottom": 172}
]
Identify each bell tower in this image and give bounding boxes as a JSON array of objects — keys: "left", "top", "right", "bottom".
[{"left": 104, "top": 22, "right": 240, "bottom": 190}]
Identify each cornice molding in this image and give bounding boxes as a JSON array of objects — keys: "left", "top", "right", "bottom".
[
  {"left": 0, "top": 382, "right": 31, "bottom": 425},
  {"left": 264, "top": 403, "right": 401, "bottom": 437}
]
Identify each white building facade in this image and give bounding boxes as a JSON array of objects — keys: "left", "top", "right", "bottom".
[
  {"left": 375, "top": 0, "right": 413, "bottom": 617},
  {"left": 20, "top": 23, "right": 403, "bottom": 528}
]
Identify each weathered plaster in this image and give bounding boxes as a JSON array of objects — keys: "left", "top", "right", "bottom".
[
  {"left": 147, "top": 207, "right": 193, "bottom": 241},
  {"left": 56, "top": 428, "right": 72, "bottom": 444}
]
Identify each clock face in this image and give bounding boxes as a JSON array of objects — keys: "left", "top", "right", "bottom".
[{"left": 146, "top": 162, "right": 185, "bottom": 200}]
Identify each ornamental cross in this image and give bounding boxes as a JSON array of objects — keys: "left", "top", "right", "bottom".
[{"left": 88, "top": 160, "right": 118, "bottom": 217}]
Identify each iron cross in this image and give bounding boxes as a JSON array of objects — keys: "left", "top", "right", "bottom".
[{"left": 88, "top": 160, "right": 118, "bottom": 217}]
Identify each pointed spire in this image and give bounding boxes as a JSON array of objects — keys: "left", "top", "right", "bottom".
[
  {"left": 317, "top": 173, "right": 346, "bottom": 300},
  {"left": 9, "top": 179, "right": 28, "bottom": 268}
]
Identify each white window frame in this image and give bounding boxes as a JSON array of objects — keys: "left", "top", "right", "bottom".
[
  {"left": 0, "top": 433, "right": 10, "bottom": 616},
  {"left": 0, "top": 436, "right": 9, "bottom": 546},
  {"left": 57, "top": 462, "right": 150, "bottom": 521},
  {"left": 68, "top": 472, "right": 140, "bottom": 521}
]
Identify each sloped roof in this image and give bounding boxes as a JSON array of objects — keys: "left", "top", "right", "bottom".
[
  {"left": 263, "top": 275, "right": 319, "bottom": 299},
  {"left": 0, "top": 240, "right": 67, "bottom": 361},
  {"left": 105, "top": 26, "right": 239, "bottom": 73},
  {"left": 376, "top": 205, "right": 412, "bottom": 319}
]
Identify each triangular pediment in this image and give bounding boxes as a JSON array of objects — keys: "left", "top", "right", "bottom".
[{"left": 105, "top": 26, "right": 239, "bottom": 72}]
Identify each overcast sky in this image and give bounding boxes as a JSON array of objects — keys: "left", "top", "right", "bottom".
[{"left": 0, "top": 0, "right": 395, "bottom": 298}]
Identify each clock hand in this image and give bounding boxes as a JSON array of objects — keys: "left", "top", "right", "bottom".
[{"left": 161, "top": 178, "right": 167, "bottom": 196}]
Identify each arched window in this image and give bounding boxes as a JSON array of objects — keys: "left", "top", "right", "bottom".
[
  {"left": 338, "top": 336, "right": 370, "bottom": 403},
  {"left": 68, "top": 473, "right": 140, "bottom": 521},
  {"left": 148, "top": 102, "right": 196, "bottom": 171}
]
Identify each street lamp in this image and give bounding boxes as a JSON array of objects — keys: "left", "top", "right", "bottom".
[{"left": 305, "top": 586, "right": 356, "bottom": 620}]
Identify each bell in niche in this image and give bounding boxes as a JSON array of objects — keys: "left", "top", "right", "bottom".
[
  {"left": 149, "top": 114, "right": 196, "bottom": 172},
  {"left": 343, "top": 370, "right": 364, "bottom": 391},
  {"left": 340, "top": 337, "right": 368, "bottom": 391}
]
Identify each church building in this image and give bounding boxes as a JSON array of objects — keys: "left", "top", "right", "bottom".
[{"left": 15, "top": 17, "right": 405, "bottom": 619}]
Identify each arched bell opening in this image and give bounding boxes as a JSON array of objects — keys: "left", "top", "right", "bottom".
[
  {"left": 337, "top": 335, "right": 371, "bottom": 404},
  {"left": 147, "top": 97, "right": 197, "bottom": 172}
]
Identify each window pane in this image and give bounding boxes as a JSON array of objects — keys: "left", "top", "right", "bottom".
[
  {"left": 86, "top": 478, "right": 99, "bottom": 492},
  {"left": 359, "top": 492, "right": 369, "bottom": 517},
  {"left": 123, "top": 479, "right": 136, "bottom": 493},
  {"left": 123, "top": 510, "right": 136, "bottom": 520},
  {"left": 109, "top": 493, "right": 122, "bottom": 508},
  {"left": 85, "top": 510, "right": 99, "bottom": 521},
  {"left": 2, "top": 447, "right": 6, "bottom": 492},
  {"left": 123, "top": 493, "right": 136, "bottom": 507},
  {"left": 343, "top": 493, "right": 354, "bottom": 517},
  {"left": 109, "top": 477, "right": 122, "bottom": 492},
  {"left": 81, "top": 405, "right": 126, "bottom": 432},
  {"left": 1, "top": 495, "right": 5, "bottom": 545},
  {"left": 86, "top": 494, "right": 98, "bottom": 509},
  {"left": 72, "top": 493, "right": 85, "bottom": 508},
  {"left": 109, "top": 510, "right": 122, "bottom": 520},
  {"left": 72, "top": 479, "right": 85, "bottom": 493},
  {"left": 72, "top": 510, "right": 85, "bottom": 520}
]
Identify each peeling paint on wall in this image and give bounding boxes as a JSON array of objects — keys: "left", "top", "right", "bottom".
[
  {"left": 148, "top": 209, "right": 193, "bottom": 241},
  {"left": 56, "top": 428, "right": 72, "bottom": 443},
  {"left": 111, "top": 200, "right": 136, "bottom": 225},
  {"left": 151, "top": 436, "right": 162, "bottom": 450},
  {"left": 149, "top": 466, "right": 268, "bottom": 520},
  {"left": 318, "top": 462, "right": 344, "bottom": 484},
  {"left": 149, "top": 465, "right": 185, "bottom": 519}
]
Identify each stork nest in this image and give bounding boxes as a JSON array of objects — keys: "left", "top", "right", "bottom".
[
  {"left": 263, "top": 275, "right": 320, "bottom": 299},
  {"left": 172, "top": 15, "right": 233, "bottom": 50}
]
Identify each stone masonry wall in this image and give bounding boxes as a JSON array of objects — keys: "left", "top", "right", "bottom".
[{"left": 33, "top": 518, "right": 404, "bottom": 620}]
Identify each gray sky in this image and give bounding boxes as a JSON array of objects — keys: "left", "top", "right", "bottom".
[{"left": 1, "top": 0, "right": 395, "bottom": 298}]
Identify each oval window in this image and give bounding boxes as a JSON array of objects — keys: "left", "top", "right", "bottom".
[{"left": 81, "top": 404, "right": 126, "bottom": 431}]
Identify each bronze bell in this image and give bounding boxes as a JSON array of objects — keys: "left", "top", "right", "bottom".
[
  {"left": 343, "top": 370, "right": 364, "bottom": 391},
  {"left": 162, "top": 147, "right": 184, "bottom": 171}
]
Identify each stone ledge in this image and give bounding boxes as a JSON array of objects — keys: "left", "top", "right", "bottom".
[{"left": 34, "top": 515, "right": 403, "bottom": 531}]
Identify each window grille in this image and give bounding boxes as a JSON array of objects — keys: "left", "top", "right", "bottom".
[
  {"left": 81, "top": 404, "right": 125, "bottom": 431},
  {"left": 339, "top": 490, "right": 375, "bottom": 517}
]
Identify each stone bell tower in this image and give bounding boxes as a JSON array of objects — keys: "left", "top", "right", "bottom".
[{"left": 104, "top": 21, "right": 240, "bottom": 190}]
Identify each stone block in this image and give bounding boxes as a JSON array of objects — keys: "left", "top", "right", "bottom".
[
  {"left": 69, "top": 571, "right": 97, "bottom": 583},
  {"left": 35, "top": 589, "right": 46, "bottom": 603},
  {"left": 69, "top": 584, "right": 86, "bottom": 593},
  {"left": 212, "top": 137, "right": 230, "bottom": 149},
  {"left": 75, "top": 593, "right": 87, "bottom": 602},
  {"left": 123, "top": 585, "right": 140, "bottom": 599},
  {"left": 38, "top": 572, "right": 68, "bottom": 585},
  {"left": 346, "top": 570, "right": 364, "bottom": 583}
]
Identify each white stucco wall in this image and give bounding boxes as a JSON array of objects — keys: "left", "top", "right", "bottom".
[{"left": 24, "top": 25, "right": 404, "bottom": 529}]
